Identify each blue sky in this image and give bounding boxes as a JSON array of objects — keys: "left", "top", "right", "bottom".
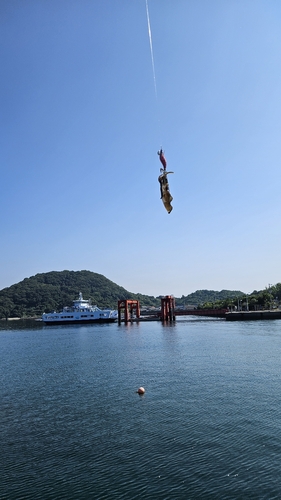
[{"left": 1, "top": 0, "right": 281, "bottom": 297}]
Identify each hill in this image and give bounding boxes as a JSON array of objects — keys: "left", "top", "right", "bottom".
[
  {"left": 0, "top": 270, "right": 159, "bottom": 319},
  {"left": 0, "top": 270, "right": 246, "bottom": 319},
  {"left": 176, "top": 289, "right": 245, "bottom": 307}
]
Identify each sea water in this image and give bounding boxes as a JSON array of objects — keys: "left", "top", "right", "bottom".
[{"left": 1, "top": 317, "right": 281, "bottom": 499}]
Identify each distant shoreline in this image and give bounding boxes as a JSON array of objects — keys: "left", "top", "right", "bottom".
[{"left": 0, "top": 317, "right": 40, "bottom": 321}]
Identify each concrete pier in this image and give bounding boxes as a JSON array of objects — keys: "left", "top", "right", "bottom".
[{"left": 225, "top": 310, "right": 281, "bottom": 321}]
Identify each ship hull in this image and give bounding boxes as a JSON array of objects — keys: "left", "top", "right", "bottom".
[{"left": 43, "top": 317, "right": 117, "bottom": 325}]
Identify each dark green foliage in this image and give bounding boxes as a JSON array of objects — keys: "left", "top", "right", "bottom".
[
  {"left": 197, "top": 284, "right": 281, "bottom": 311},
  {"left": 247, "top": 283, "right": 281, "bottom": 310},
  {"left": 0, "top": 270, "right": 279, "bottom": 318},
  {"left": 177, "top": 289, "right": 244, "bottom": 308},
  {"left": 0, "top": 270, "right": 160, "bottom": 318}
]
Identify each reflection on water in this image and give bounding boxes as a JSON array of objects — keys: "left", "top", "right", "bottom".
[{"left": 0, "top": 318, "right": 43, "bottom": 331}]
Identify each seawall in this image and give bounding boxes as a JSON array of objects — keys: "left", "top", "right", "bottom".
[{"left": 226, "top": 310, "right": 281, "bottom": 321}]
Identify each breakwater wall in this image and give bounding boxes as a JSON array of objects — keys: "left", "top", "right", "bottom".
[{"left": 226, "top": 310, "right": 281, "bottom": 321}]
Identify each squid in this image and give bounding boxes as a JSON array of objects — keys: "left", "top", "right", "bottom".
[{"left": 158, "top": 148, "right": 167, "bottom": 170}]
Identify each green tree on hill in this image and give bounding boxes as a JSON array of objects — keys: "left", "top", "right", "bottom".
[{"left": 0, "top": 270, "right": 160, "bottom": 319}]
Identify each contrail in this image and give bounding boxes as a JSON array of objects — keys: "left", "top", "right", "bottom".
[{"left": 145, "top": 0, "right": 158, "bottom": 101}]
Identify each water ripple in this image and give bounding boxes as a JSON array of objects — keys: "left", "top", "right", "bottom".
[{"left": 1, "top": 321, "right": 281, "bottom": 498}]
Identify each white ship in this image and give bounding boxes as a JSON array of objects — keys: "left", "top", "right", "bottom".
[{"left": 42, "top": 292, "right": 118, "bottom": 325}]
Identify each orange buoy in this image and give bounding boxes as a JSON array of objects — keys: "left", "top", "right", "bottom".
[{"left": 137, "top": 387, "right": 145, "bottom": 395}]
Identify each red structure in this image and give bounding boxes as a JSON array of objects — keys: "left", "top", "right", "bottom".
[
  {"left": 161, "top": 295, "right": 176, "bottom": 322},
  {"left": 118, "top": 299, "right": 140, "bottom": 324}
]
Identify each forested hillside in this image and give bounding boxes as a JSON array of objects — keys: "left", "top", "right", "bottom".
[
  {"left": 176, "top": 289, "right": 244, "bottom": 307},
  {"left": 2, "top": 269, "right": 277, "bottom": 319},
  {"left": 198, "top": 283, "right": 281, "bottom": 311},
  {"left": 0, "top": 270, "right": 159, "bottom": 319}
]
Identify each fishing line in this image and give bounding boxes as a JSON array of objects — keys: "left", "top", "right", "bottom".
[
  {"left": 145, "top": 0, "right": 165, "bottom": 148},
  {"left": 145, "top": 1, "right": 174, "bottom": 214},
  {"left": 145, "top": 0, "right": 158, "bottom": 102}
]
